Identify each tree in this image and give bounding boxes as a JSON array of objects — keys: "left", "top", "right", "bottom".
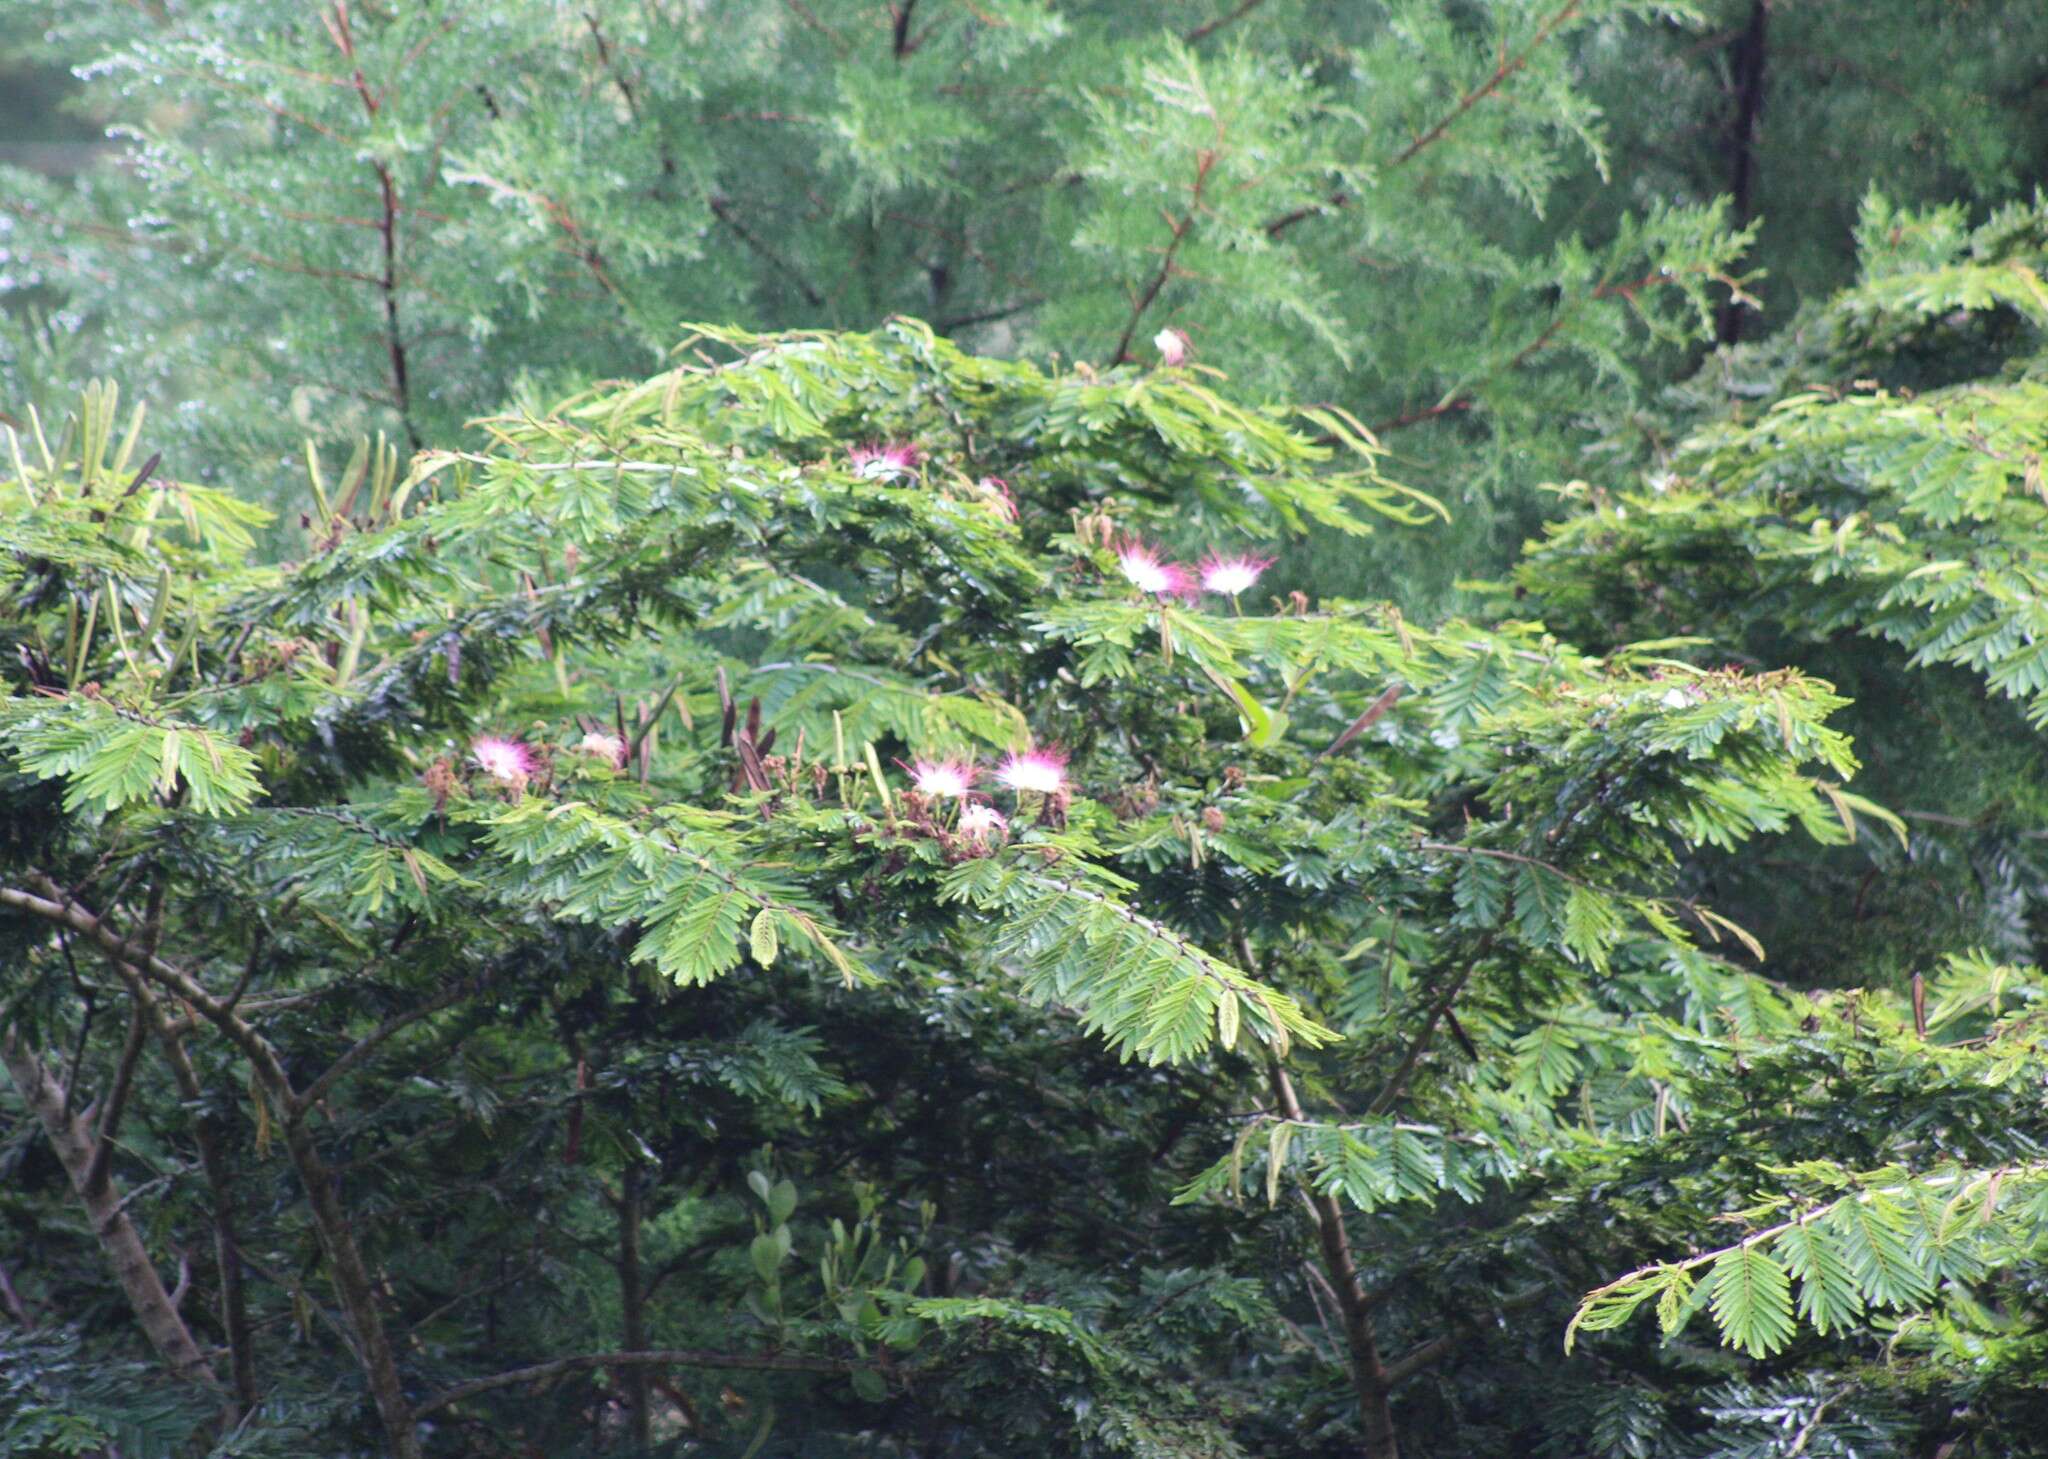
[
  {"left": 10, "top": 4, "right": 2048, "bottom": 1457},
  {"left": 1523, "top": 193, "right": 2048, "bottom": 1451},
  {"left": 19, "top": 0, "right": 2046, "bottom": 616},
  {"left": 1, "top": 319, "right": 1928, "bottom": 1456}
]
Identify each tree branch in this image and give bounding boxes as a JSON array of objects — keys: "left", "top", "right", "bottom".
[
  {"left": 1380, "top": 1282, "right": 1549, "bottom": 1387},
  {"left": 1716, "top": 0, "right": 1770, "bottom": 344},
  {"left": 8, "top": 874, "right": 412, "bottom": 1452},
  {"left": 82, "top": 995, "right": 150, "bottom": 1196},
  {"left": 413, "top": 1348, "right": 874, "bottom": 1420},
  {"left": 1235, "top": 931, "right": 1400, "bottom": 1459},
  {"left": 292, "top": 972, "right": 494, "bottom": 1122},
  {"left": 0, "top": 1028, "right": 221, "bottom": 1390},
  {"left": 1363, "top": 938, "right": 1492, "bottom": 1118},
  {"left": 6, "top": 879, "right": 296, "bottom": 1100},
  {"left": 1111, "top": 150, "right": 1217, "bottom": 365},
  {"left": 709, "top": 196, "right": 826, "bottom": 308},
  {"left": 1388, "top": 2, "right": 1582, "bottom": 169},
  {"left": 1184, "top": 0, "right": 1272, "bottom": 45},
  {"left": 1263, "top": 2, "right": 1583, "bottom": 238}
]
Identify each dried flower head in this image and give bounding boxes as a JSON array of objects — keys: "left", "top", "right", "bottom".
[
  {"left": 422, "top": 757, "right": 457, "bottom": 810},
  {"left": 976, "top": 476, "right": 1019, "bottom": 522},
  {"left": 1199, "top": 552, "right": 1273, "bottom": 597},
  {"left": 1070, "top": 510, "right": 1112, "bottom": 552},
  {"left": 471, "top": 735, "right": 535, "bottom": 787},
  {"left": 995, "top": 747, "right": 1067, "bottom": 795},
  {"left": 957, "top": 802, "right": 1009, "bottom": 848},
  {"left": 577, "top": 731, "right": 628, "bottom": 768}
]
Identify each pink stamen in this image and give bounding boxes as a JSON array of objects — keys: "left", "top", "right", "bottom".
[
  {"left": 1116, "top": 539, "right": 1194, "bottom": 599},
  {"left": 995, "top": 747, "right": 1067, "bottom": 795},
  {"left": 471, "top": 735, "right": 535, "bottom": 786},
  {"left": 1199, "top": 552, "right": 1273, "bottom": 596},
  {"left": 909, "top": 758, "right": 978, "bottom": 798},
  {"left": 849, "top": 441, "right": 922, "bottom": 479}
]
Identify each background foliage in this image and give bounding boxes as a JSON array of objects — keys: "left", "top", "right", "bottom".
[{"left": 5, "top": 3, "right": 2048, "bottom": 1457}]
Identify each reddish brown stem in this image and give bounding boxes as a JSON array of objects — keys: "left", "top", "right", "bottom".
[
  {"left": 1264, "top": 3, "right": 1583, "bottom": 239},
  {"left": 1111, "top": 151, "right": 1216, "bottom": 365},
  {"left": 1389, "top": 3, "right": 1582, "bottom": 169}
]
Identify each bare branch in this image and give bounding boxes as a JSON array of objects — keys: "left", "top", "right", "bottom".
[
  {"left": 414, "top": 1348, "right": 876, "bottom": 1420},
  {"left": 293, "top": 972, "right": 495, "bottom": 1121},
  {"left": 5, "top": 878, "right": 297, "bottom": 1100},
  {"left": 82, "top": 996, "right": 151, "bottom": 1196}
]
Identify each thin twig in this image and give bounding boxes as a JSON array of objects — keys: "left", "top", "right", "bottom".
[
  {"left": 414, "top": 1349, "right": 876, "bottom": 1419},
  {"left": 1111, "top": 150, "right": 1217, "bottom": 365},
  {"left": 1184, "top": 0, "right": 1272, "bottom": 45},
  {"left": 293, "top": 974, "right": 493, "bottom": 1121}
]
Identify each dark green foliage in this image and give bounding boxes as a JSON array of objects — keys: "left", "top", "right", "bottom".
[{"left": 8, "top": 4, "right": 2048, "bottom": 1458}]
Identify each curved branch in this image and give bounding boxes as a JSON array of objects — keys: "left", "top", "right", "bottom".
[
  {"left": 4, "top": 879, "right": 296, "bottom": 1100},
  {"left": 293, "top": 972, "right": 494, "bottom": 1122}
]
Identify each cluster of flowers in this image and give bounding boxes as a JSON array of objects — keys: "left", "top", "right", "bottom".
[
  {"left": 902, "top": 748, "right": 1069, "bottom": 848},
  {"left": 1115, "top": 539, "right": 1271, "bottom": 601},
  {"left": 847, "top": 441, "right": 1017, "bottom": 522},
  {"left": 469, "top": 730, "right": 626, "bottom": 789}
]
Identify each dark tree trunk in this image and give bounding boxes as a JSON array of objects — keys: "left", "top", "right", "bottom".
[{"left": 1717, "top": 0, "right": 1771, "bottom": 345}]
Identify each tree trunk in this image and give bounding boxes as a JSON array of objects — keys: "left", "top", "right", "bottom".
[
  {"left": 619, "top": 1167, "right": 652, "bottom": 1447},
  {"left": 1268, "top": 1054, "right": 1400, "bottom": 1459},
  {"left": 0, "top": 1027, "right": 222, "bottom": 1392},
  {"left": 1716, "top": 0, "right": 1771, "bottom": 345},
  {"left": 281, "top": 1117, "right": 423, "bottom": 1459},
  {"left": 137, "top": 990, "right": 260, "bottom": 1412}
]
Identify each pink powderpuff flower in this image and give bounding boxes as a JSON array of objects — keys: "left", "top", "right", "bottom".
[
  {"left": 849, "top": 441, "right": 922, "bottom": 479},
  {"left": 577, "top": 731, "right": 629, "bottom": 768},
  {"left": 1153, "top": 327, "right": 1190, "bottom": 367},
  {"left": 908, "top": 758, "right": 978, "bottom": 798},
  {"left": 957, "top": 802, "right": 1009, "bottom": 845},
  {"left": 1115, "top": 539, "right": 1194, "bottom": 599},
  {"left": 471, "top": 735, "right": 535, "bottom": 787},
  {"left": 995, "top": 747, "right": 1067, "bottom": 795},
  {"left": 1198, "top": 552, "right": 1274, "bottom": 597}
]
